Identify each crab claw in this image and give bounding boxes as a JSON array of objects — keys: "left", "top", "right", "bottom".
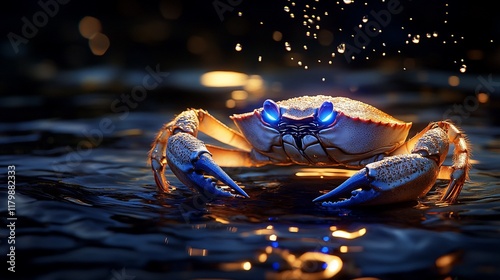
[
  {"left": 313, "top": 154, "right": 440, "bottom": 207},
  {"left": 166, "top": 132, "right": 249, "bottom": 198}
]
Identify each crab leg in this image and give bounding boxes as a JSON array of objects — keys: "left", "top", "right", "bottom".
[
  {"left": 149, "top": 109, "right": 251, "bottom": 197},
  {"left": 434, "top": 121, "right": 470, "bottom": 203}
]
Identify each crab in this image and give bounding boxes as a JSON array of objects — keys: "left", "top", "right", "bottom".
[{"left": 149, "top": 95, "right": 470, "bottom": 207}]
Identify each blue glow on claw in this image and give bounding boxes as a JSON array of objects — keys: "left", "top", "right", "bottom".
[
  {"left": 317, "top": 101, "right": 337, "bottom": 125},
  {"left": 262, "top": 99, "right": 280, "bottom": 124}
]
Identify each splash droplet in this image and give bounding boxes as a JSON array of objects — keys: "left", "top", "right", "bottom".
[
  {"left": 285, "top": 42, "right": 291, "bottom": 51},
  {"left": 235, "top": 43, "right": 242, "bottom": 51},
  {"left": 337, "top": 43, "right": 346, "bottom": 54},
  {"left": 362, "top": 16, "right": 368, "bottom": 23},
  {"left": 460, "top": 64, "right": 467, "bottom": 73},
  {"left": 412, "top": 35, "right": 420, "bottom": 44},
  {"left": 284, "top": 6, "right": 290, "bottom": 12}
]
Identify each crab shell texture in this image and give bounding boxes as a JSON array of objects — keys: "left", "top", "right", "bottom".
[{"left": 231, "top": 95, "right": 412, "bottom": 166}]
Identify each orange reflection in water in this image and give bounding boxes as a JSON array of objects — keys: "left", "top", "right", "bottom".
[
  {"left": 295, "top": 168, "right": 357, "bottom": 179},
  {"left": 331, "top": 228, "right": 367, "bottom": 239},
  {"left": 266, "top": 249, "right": 343, "bottom": 280}
]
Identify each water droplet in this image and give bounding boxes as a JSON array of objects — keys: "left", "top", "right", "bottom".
[
  {"left": 238, "top": 12, "right": 242, "bottom": 16},
  {"left": 433, "top": 32, "right": 438, "bottom": 37},
  {"left": 322, "top": 77, "right": 326, "bottom": 81},
  {"left": 412, "top": 35, "right": 420, "bottom": 44},
  {"left": 298, "top": 61, "right": 302, "bottom": 66},
  {"left": 426, "top": 33, "right": 432, "bottom": 38},
  {"left": 303, "top": 45, "right": 308, "bottom": 50},
  {"left": 362, "top": 16, "right": 368, "bottom": 23},
  {"left": 258, "top": 55, "right": 262, "bottom": 62},
  {"left": 235, "top": 43, "right": 242, "bottom": 51},
  {"left": 460, "top": 64, "right": 467, "bottom": 73},
  {"left": 337, "top": 43, "right": 346, "bottom": 53},
  {"left": 285, "top": 42, "right": 291, "bottom": 51},
  {"left": 343, "top": 0, "right": 353, "bottom": 4},
  {"left": 284, "top": 6, "right": 290, "bottom": 12}
]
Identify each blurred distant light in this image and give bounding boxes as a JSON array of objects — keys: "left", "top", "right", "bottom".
[
  {"left": 89, "top": 32, "right": 110, "bottom": 56},
  {"left": 187, "top": 35, "right": 208, "bottom": 54},
  {"left": 242, "top": 261, "right": 252, "bottom": 271},
  {"left": 448, "top": 75, "right": 460, "bottom": 87},
  {"left": 231, "top": 90, "right": 248, "bottom": 100},
  {"left": 244, "top": 75, "right": 264, "bottom": 93},
  {"left": 318, "top": 29, "right": 333, "bottom": 46},
  {"left": 477, "top": 92, "right": 489, "bottom": 103},
  {"left": 201, "top": 71, "right": 248, "bottom": 87},
  {"left": 272, "top": 31, "right": 283, "bottom": 41},
  {"left": 226, "top": 99, "right": 236, "bottom": 108},
  {"left": 159, "top": 0, "right": 182, "bottom": 20},
  {"left": 79, "top": 16, "right": 102, "bottom": 39}
]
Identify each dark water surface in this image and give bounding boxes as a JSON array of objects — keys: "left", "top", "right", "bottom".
[{"left": 1, "top": 69, "right": 500, "bottom": 280}]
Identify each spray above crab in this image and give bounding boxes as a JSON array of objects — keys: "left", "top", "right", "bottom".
[{"left": 149, "top": 95, "right": 470, "bottom": 207}]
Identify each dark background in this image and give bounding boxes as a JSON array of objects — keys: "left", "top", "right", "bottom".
[{"left": 1, "top": 0, "right": 499, "bottom": 121}]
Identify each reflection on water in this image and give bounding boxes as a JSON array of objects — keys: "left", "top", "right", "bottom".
[{"left": 1, "top": 70, "right": 500, "bottom": 279}]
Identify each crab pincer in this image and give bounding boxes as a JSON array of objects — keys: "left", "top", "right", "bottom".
[
  {"left": 313, "top": 126, "right": 451, "bottom": 207},
  {"left": 313, "top": 154, "right": 440, "bottom": 207},
  {"left": 166, "top": 132, "right": 249, "bottom": 198}
]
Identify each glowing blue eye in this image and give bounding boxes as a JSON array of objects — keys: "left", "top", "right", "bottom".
[
  {"left": 262, "top": 99, "right": 280, "bottom": 124},
  {"left": 317, "top": 101, "right": 337, "bottom": 125}
]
